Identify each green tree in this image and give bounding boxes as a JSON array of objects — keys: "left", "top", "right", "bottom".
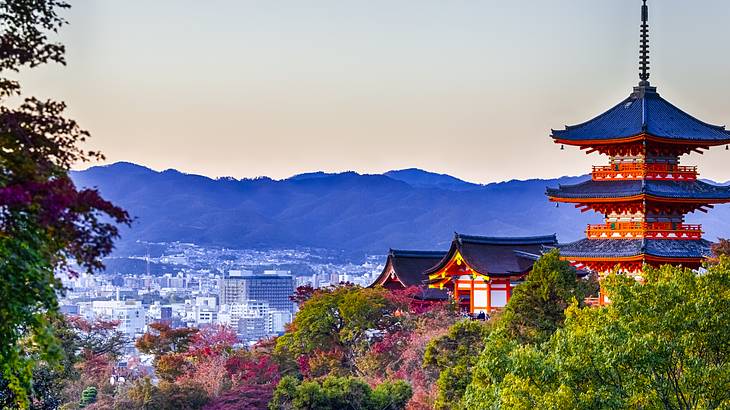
[
  {"left": 268, "top": 376, "right": 411, "bottom": 410},
  {"left": 0, "top": 1, "right": 130, "bottom": 407},
  {"left": 422, "top": 319, "right": 491, "bottom": 409},
  {"left": 78, "top": 386, "right": 97, "bottom": 408},
  {"left": 464, "top": 259, "right": 730, "bottom": 409},
  {"left": 274, "top": 286, "right": 401, "bottom": 376},
  {"left": 499, "top": 249, "right": 597, "bottom": 345}
]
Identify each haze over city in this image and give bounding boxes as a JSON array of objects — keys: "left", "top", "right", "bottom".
[{"left": 16, "top": 0, "right": 730, "bottom": 183}]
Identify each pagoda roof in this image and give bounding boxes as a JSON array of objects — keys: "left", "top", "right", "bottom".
[
  {"left": 551, "top": 87, "right": 730, "bottom": 144},
  {"left": 547, "top": 179, "right": 730, "bottom": 202},
  {"left": 558, "top": 238, "right": 712, "bottom": 259},
  {"left": 424, "top": 233, "right": 557, "bottom": 277},
  {"left": 370, "top": 249, "right": 446, "bottom": 288}
]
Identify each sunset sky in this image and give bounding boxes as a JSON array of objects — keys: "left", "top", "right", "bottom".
[{"left": 17, "top": 0, "right": 730, "bottom": 183}]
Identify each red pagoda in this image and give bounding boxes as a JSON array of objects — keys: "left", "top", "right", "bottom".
[{"left": 547, "top": 0, "right": 730, "bottom": 298}]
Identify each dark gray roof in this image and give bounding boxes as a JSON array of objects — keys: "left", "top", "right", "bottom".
[
  {"left": 425, "top": 233, "right": 558, "bottom": 276},
  {"left": 413, "top": 288, "right": 450, "bottom": 301},
  {"left": 551, "top": 86, "right": 730, "bottom": 143},
  {"left": 546, "top": 179, "right": 730, "bottom": 201},
  {"left": 558, "top": 238, "right": 713, "bottom": 259},
  {"left": 371, "top": 249, "right": 446, "bottom": 288}
]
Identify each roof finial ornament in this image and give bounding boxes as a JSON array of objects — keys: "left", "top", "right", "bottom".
[{"left": 639, "top": 0, "right": 650, "bottom": 86}]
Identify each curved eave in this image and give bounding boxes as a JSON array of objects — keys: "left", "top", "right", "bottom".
[
  {"left": 560, "top": 255, "right": 705, "bottom": 264},
  {"left": 548, "top": 194, "right": 730, "bottom": 205},
  {"left": 552, "top": 133, "right": 730, "bottom": 148},
  {"left": 369, "top": 257, "right": 405, "bottom": 288}
]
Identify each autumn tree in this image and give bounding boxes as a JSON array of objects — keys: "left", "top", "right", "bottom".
[
  {"left": 0, "top": 1, "right": 131, "bottom": 407},
  {"left": 136, "top": 322, "right": 198, "bottom": 381},
  {"left": 711, "top": 238, "right": 730, "bottom": 260}
]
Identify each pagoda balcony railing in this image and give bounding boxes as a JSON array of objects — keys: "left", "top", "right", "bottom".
[
  {"left": 592, "top": 163, "right": 698, "bottom": 181},
  {"left": 586, "top": 222, "right": 703, "bottom": 240}
]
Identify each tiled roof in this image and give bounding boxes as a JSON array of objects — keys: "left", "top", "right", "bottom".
[
  {"left": 425, "top": 233, "right": 558, "bottom": 276},
  {"left": 371, "top": 249, "right": 446, "bottom": 288},
  {"left": 558, "top": 238, "right": 713, "bottom": 259},
  {"left": 551, "top": 86, "right": 730, "bottom": 143},
  {"left": 546, "top": 179, "right": 730, "bottom": 201}
]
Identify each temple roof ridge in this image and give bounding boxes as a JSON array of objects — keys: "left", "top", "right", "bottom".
[
  {"left": 388, "top": 249, "right": 447, "bottom": 259},
  {"left": 455, "top": 233, "right": 558, "bottom": 246}
]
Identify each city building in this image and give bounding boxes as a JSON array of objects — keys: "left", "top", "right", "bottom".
[
  {"left": 219, "top": 270, "right": 294, "bottom": 312},
  {"left": 547, "top": 0, "right": 730, "bottom": 304},
  {"left": 91, "top": 300, "right": 146, "bottom": 337}
]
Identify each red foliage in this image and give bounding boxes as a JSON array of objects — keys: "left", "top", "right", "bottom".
[
  {"left": 202, "top": 383, "right": 274, "bottom": 410},
  {"left": 188, "top": 325, "right": 237, "bottom": 358},
  {"left": 290, "top": 285, "right": 316, "bottom": 305}
]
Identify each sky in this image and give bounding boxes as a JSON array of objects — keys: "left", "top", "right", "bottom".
[{"left": 16, "top": 0, "right": 730, "bottom": 183}]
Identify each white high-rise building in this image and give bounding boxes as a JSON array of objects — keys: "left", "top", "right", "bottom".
[{"left": 91, "top": 300, "right": 146, "bottom": 337}]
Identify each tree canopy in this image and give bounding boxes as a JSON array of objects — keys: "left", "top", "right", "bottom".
[{"left": 463, "top": 259, "right": 730, "bottom": 409}]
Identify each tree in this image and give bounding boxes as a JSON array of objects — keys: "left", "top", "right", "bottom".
[
  {"left": 114, "top": 378, "right": 209, "bottom": 410},
  {"left": 498, "top": 250, "right": 597, "bottom": 345},
  {"left": 422, "top": 319, "right": 491, "bottom": 409},
  {"left": 268, "top": 376, "right": 412, "bottom": 410},
  {"left": 711, "top": 238, "right": 730, "bottom": 260},
  {"left": 136, "top": 322, "right": 199, "bottom": 381},
  {"left": 0, "top": 1, "right": 130, "bottom": 407},
  {"left": 274, "top": 286, "right": 401, "bottom": 376},
  {"left": 78, "top": 386, "right": 97, "bottom": 408},
  {"left": 463, "top": 259, "right": 730, "bottom": 409}
]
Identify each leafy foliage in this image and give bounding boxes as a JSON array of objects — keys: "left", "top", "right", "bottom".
[
  {"left": 78, "top": 386, "right": 97, "bottom": 408},
  {"left": 0, "top": 1, "right": 130, "bottom": 407},
  {"left": 274, "top": 286, "right": 401, "bottom": 376},
  {"left": 463, "top": 259, "right": 730, "bottom": 409},
  {"left": 498, "top": 249, "right": 597, "bottom": 345},
  {"left": 422, "top": 319, "right": 491, "bottom": 409},
  {"left": 268, "top": 375, "right": 412, "bottom": 410}
]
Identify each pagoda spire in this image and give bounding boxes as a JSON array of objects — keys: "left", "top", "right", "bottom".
[{"left": 639, "top": 0, "right": 650, "bottom": 86}]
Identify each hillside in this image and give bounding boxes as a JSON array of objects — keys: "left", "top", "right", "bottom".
[{"left": 71, "top": 163, "right": 730, "bottom": 255}]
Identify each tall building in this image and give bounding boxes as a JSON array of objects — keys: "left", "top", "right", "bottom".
[
  {"left": 547, "top": 0, "right": 730, "bottom": 302},
  {"left": 219, "top": 270, "right": 294, "bottom": 312},
  {"left": 91, "top": 300, "right": 146, "bottom": 337}
]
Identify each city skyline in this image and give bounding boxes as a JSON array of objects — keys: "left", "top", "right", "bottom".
[{"left": 15, "top": 0, "right": 730, "bottom": 184}]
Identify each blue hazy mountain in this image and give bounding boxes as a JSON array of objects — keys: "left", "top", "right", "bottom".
[
  {"left": 384, "top": 169, "right": 482, "bottom": 191},
  {"left": 71, "top": 162, "right": 730, "bottom": 255}
]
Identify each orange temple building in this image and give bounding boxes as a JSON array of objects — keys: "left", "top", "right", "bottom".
[
  {"left": 547, "top": 0, "right": 730, "bottom": 300},
  {"left": 423, "top": 234, "right": 557, "bottom": 314}
]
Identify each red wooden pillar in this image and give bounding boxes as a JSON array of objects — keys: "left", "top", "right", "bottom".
[
  {"left": 506, "top": 279, "right": 512, "bottom": 302},
  {"left": 469, "top": 279, "right": 474, "bottom": 313},
  {"left": 486, "top": 281, "right": 492, "bottom": 311}
]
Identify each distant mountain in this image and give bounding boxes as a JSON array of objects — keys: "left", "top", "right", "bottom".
[
  {"left": 71, "top": 162, "right": 730, "bottom": 256},
  {"left": 384, "top": 169, "right": 481, "bottom": 191}
]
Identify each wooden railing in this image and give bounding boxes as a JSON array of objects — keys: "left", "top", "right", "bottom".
[
  {"left": 586, "top": 222, "right": 703, "bottom": 239},
  {"left": 592, "top": 163, "right": 697, "bottom": 181}
]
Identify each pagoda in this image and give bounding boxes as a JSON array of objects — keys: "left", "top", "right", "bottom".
[{"left": 547, "top": 0, "right": 730, "bottom": 294}]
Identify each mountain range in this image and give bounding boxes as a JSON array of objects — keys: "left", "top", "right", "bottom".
[{"left": 70, "top": 162, "right": 730, "bottom": 256}]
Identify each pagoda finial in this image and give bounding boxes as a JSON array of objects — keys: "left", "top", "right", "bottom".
[{"left": 639, "top": 0, "right": 650, "bottom": 86}]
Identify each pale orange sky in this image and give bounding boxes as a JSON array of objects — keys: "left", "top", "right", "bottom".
[{"left": 16, "top": 0, "right": 730, "bottom": 183}]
